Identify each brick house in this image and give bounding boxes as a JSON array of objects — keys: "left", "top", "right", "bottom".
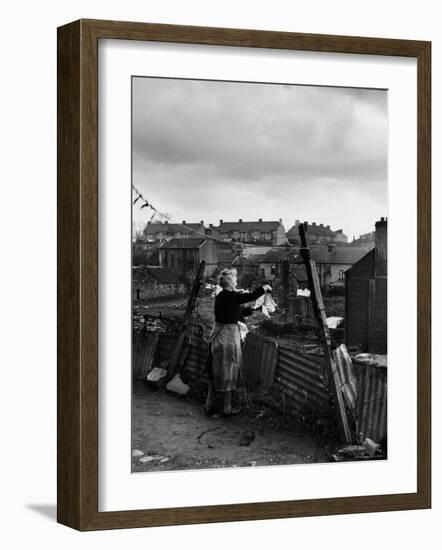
[
  {"left": 257, "top": 247, "right": 299, "bottom": 280},
  {"left": 345, "top": 218, "right": 387, "bottom": 353},
  {"left": 142, "top": 220, "right": 205, "bottom": 243},
  {"left": 159, "top": 237, "right": 219, "bottom": 278},
  {"left": 214, "top": 219, "right": 287, "bottom": 245},
  {"left": 306, "top": 244, "right": 371, "bottom": 290},
  {"left": 287, "top": 220, "right": 348, "bottom": 245}
]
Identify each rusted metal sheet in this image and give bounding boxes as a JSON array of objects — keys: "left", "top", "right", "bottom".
[
  {"left": 242, "top": 333, "right": 279, "bottom": 391},
  {"left": 333, "top": 344, "right": 357, "bottom": 412},
  {"left": 132, "top": 331, "right": 159, "bottom": 380},
  {"left": 353, "top": 359, "right": 387, "bottom": 445},
  {"left": 182, "top": 337, "right": 209, "bottom": 386},
  {"left": 156, "top": 332, "right": 180, "bottom": 363},
  {"left": 271, "top": 343, "right": 330, "bottom": 417}
]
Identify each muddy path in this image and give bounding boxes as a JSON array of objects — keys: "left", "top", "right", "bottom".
[{"left": 131, "top": 381, "right": 338, "bottom": 472}]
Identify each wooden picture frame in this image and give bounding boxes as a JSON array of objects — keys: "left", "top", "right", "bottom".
[{"left": 57, "top": 19, "right": 431, "bottom": 531}]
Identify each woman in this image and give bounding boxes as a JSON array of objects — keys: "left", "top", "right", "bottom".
[{"left": 205, "top": 269, "right": 272, "bottom": 417}]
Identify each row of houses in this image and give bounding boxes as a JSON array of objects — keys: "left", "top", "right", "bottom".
[
  {"left": 133, "top": 218, "right": 387, "bottom": 353},
  {"left": 136, "top": 235, "right": 371, "bottom": 292},
  {"left": 139, "top": 218, "right": 349, "bottom": 247}
]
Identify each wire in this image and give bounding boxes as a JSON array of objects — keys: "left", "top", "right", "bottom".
[{"left": 132, "top": 185, "right": 290, "bottom": 251}]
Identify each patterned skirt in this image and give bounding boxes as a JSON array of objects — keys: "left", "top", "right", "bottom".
[{"left": 209, "top": 323, "right": 242, "bottom": 392}]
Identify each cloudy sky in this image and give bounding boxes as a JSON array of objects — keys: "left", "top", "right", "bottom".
[{"left": 132, "top": 77, "right": 387, "bottom": 239}]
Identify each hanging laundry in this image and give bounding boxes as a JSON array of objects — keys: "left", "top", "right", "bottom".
[{"left": 253, "top": 292, "right": 277, "bottom": 318}]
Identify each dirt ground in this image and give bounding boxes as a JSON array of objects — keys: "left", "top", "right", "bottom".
[{"left": 131, "top": 381, "right": 338, "bottom": 473}]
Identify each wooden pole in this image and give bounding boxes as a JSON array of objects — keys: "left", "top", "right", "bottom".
[{"left": 299, "top": 224, "right": 352, "bottom": 443}]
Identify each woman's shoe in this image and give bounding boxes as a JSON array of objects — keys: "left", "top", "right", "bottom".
[
  {"left": 222, "top": 406, "right": 242, "bottom": 418},
  {"left": 204, "top": 406, "right": 218, "bottom": 417}
]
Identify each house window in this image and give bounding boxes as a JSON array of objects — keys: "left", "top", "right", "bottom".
[
  {"left": 170, "top": 254, "right": 175, "bottom": 268},
  {"left": 271, "top": 264, "right": 277, "bottom": 275},
  {"left": 260, "top": 268, "right": 265, "bottom": 278},
  {"left": 339, "top": 269, "right": 345, "bottom": 280},
  {"left": 325, "top": 264, "right": 331, "bottom": 276}
]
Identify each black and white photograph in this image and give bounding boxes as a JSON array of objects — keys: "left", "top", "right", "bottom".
[{"left": 131, "top": 76, "right": 388, "bottom": 473}]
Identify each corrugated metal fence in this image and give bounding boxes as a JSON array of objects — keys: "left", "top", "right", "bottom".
[
  {"left": 272, "top": 344, "right": 330, "bottom": 417},
  {"left": 353, "top": 359, "right": 387, "bottom": 444},
  {"left": 133, "top": 328, "right": 387, "bottom": 444},
  {"left": 242, "top": 333, "right": 278, "bottom": 391}
]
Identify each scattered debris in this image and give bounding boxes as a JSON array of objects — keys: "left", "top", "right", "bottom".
[
  {"left": 166, "top": 373, "right": 190, "bottom": 395},
  {"left": 355, "top": 353, "right": 387, "bottom": 367},
  {"left": 139, "top": 455, "right": 167, "bottom": 464},
  {"left": 362, "top": 438, "right": 381, "bottom": 457},
  {"left": 132, "top": 449, "right": 144, "bottom": 458},
  {"left": 332, "top": 441, "right": 385, "bottom": 462},
  {"left": 147, "top": 367, "right": 167, "bottom": 383},
  {"left": 239, "top": 431, "right": 256, "bottom": 447}
]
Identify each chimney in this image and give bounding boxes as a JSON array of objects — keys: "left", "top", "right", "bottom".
[
  {"left": 182, "top": 220, "right": 186, "bottom": 224},
  {"left": 259, "top": 218, "right": 263, "bottom": 222},
  {"left": 279, "top": 218, "right": 282, "bottom": 224},
  {"left": 295, "top": 219, "right": 300, "bottom": 225},
  {"left": 239, "top": 218, "right": 243, "bottom": 223},
  {"left": 164, "top": 221, "right": 168, "bottom": 225},
  {"left": 328, "top": 244, "right": 336, "bottom": 253},
  {"left": 326, "top": 225, "right": 330, "bottom": 229},
  {"left": 312, "top": 222, "right": 316, "bottom": 226},
  {"left": 200, "top": 220, "right": 204, "bottom": 225},
  {"left": 209, "top": 223, "right": 213, "bottom": 228},
  {"left": 375, "top": 217, "right": 387, "bottom": 276},
  {"left": 320, "top": 223, "right": 323, "bottom": 227},
  {"left": 219, "top": 219, "right": 223, "bottom": 224}
]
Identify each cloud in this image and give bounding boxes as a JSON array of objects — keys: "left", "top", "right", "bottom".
[{"left": 132, "top": 77, "right": 387, "bottom": 237}]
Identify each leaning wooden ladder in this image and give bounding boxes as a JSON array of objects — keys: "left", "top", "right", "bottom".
[
  {"left": 298, "top": 224, "right": 352, "bottom": 443},
  {"left": 167, "top": 260, "right": 206, "bottom": 379}
]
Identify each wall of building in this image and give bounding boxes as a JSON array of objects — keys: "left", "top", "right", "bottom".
[
  {"left": 345, "top": 250, "right": 375, "bottom": 351},
  {"left": 368, "top": 277, "right": 388, "bottom": 353},
  {"left": 132, "top": 269, "right": 186, "bottom": 301},
  {"left": 200, "top": 240, "right": 219, "bottom": 276}
]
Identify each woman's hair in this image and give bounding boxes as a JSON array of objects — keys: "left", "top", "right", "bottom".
[{"left": 219, "top": 268, "right": 237, "bottom": 290}]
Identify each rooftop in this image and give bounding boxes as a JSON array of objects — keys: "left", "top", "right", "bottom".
[
  {"left": 287, "top": 221, "right": 345, "bottom": 238},
  {"left": 143, "top": 222, "right": 203, "bottom": 235},
  {"left": 160, "top": 237, "right": 208, "bottom": 249},
  {"left": 306, "top": 245, "right": 371, "bottom": 264},
  {"left": 259, "top": 247, "right": 299, "bottom": 264},
  {"left": 217, "top": 220, "right": 282, "bottom": 232}
]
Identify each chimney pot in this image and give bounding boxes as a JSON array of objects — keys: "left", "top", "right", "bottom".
[
  {"left": 220, "top": 219, "right": 223, "bottom": 224},
  {"left": 259, "top": 218, "right": 262, "bottom": 222},
  {"left": 239, "top": 218, "right": 243, "bottom": 223},
  {"left": 182, "top": 220, "right": 186, "bottom": 224}
]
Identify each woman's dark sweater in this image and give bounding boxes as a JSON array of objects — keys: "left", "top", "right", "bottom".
[{"left": 214, "top": 287, "right": 265, "bottom": 324}]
